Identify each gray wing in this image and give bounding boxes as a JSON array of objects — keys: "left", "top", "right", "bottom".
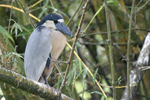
[{"left": 24, "top": 26, "right": 52, "bottom": 81}]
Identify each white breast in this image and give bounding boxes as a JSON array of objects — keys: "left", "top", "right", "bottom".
[{"left": 49, "top": 29, "right": 67, "bottom": 59}]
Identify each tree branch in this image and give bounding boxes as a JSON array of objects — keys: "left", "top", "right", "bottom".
[
  {"left": 78, "top": 41, "right": 140, "bottom": 46},
  {"left": 121, "top": 32, "right": 150, "bottom": 100},
  {"left": 0, "top": 67, "right": 73, "bottom": 100},
  {"left": 81, "top": 28, "right": 150, "bottom": 36},
  {"left": 105, "top": 0, "right": 116, "bottom": 99},
  {"left": 59, "top": 0, "right": 90, "bottom": 96},
  {"left": 126, "top": 0, "right": 135, "bottom": 99}
]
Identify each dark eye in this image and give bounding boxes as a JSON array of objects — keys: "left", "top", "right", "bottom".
[{"left": 54, "top": 20, "right": 58, "bottom": 24}]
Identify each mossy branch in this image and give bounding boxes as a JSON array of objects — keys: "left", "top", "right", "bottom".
[
  {"left": 0, "top": 67, "right": 73, "bottom": 100},
  {"left": 121, "top": 32, "right": 150, "bottom": 100}
]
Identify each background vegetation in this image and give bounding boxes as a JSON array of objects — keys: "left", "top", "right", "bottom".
[{"left": 0, "top": 0, "right": 150, "bottom": 100}]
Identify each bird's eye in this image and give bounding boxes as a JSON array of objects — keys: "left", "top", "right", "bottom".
[{"left": 54, "top": 20, "right": 58, "bottom": 24}]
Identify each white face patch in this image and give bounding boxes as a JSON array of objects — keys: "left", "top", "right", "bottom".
[
  {"left": 58, "top": 19, "right": 64, "bottom": 23},
  {"left": 42, "top": 20, "right": 56, "bottom": 29}
]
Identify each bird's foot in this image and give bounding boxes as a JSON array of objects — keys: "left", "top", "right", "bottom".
[{"left": 45, "top": 80, "right": 50, "bottom": 87}]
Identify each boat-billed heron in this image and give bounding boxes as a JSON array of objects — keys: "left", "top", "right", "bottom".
[{"left": 24, "top": 14, "right": 72, "bottom": 85}]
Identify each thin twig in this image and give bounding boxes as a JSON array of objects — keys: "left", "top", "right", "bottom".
[
  {"left": 105, "top": 0, "right": 116, "bottom": 99},
  {"left": 127, "top": 0, "right": 135, "bottom": 99},
  {"left": 80, "top": 4, "right": 104, "bottom": 36},
  {"left": 66, "top": 0, "right": 83, "bottom": 26},
  {"left": 81, "top": 28, "right": 150, "bottom": 36},
  {"left": 134, "top": 0, "right": 150, "bottom": 14},
  {"left": 52, "top": 60, "right": 70, "bottom": 64},
  {"left": 50, "top": 0, "right": 54, "bottom": 8},
  {"left": 7, "top": 1, "right": 14, "bottom": 33},
  {"left": 141, "top": 66, "right": 150, "bottom": 71},
  {"left": 5, "top": 1, "right": 14, "bottom": 69},
  {"left": 78, "top": 41, "right": 139, "bottom": 46},
  {"left": 17, "top": 0, "right": 35, "bottom": 28},
  {"left": 0, "top": 4, "right": 40, "bottom": 22},
  {"left": 28, "top": 0, "right": 43, "bottom": 9},
  {"left": 59, "top": 0, "right": 90, "bottom": 96},
  {"left": 114, "top": 44, "right": 126, "bottom": 59},
  {"left": 69, "top": 28, "right": 149, "bottom": 43}
]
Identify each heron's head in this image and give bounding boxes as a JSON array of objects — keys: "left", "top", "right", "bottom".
[{"left": 36, "top": 14, "right": 72, "bottom": 37}]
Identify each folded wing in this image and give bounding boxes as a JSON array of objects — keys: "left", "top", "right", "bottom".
[{"left": 24, "top": 26, "right": 52, "bottom": 81}]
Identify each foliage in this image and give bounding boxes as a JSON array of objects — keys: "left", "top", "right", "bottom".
[{"left": 0, "top": 0, "right": 150, "bottom": 100}]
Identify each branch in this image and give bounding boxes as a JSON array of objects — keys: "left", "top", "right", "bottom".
[
  {"left": 134, "top": 0, "right": 150, "bottom": 14},
  {"left": 121, "top": 32, "right": 150, "bottom": 100},
  {"left": 0, "top": 67, "right": 73, "bottom": 100},
  {"left": 59, "top": 0, "right": 90, "bottom": 96},
  {"left": 78, "top": 41, "right": 140, "bottom": 46},
  {"left": 81, "top": 28, "right": 150, "bottom": 36},
  {"left": 105, "top": 0, "right": 116, "bottom": 99},
  {"left": 126, "top": 0, "right": 135, "bottom": 99},
  {"left": 17, "top": 0, "right": 35, "bottom": 28},
  {"left": 66, "top": 0, "right": 84, "bottom": 26}
]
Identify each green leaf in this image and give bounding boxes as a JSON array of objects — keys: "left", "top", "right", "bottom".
[
  {"left": 67, "top": 62, "right": 79, "bottom": 85},
  {"left": 101, "top": 95, "right": 105, "bottom": 100},
  {"left": 71, "top": 69, "right": 84, "bottom": 85},
  {"left": 38, "top": 7, "right": 47, "bottom": 19},
  {"left": 2, "top": 52, "right": 23, "bottom": 58},
  {"left": 53, "top": 78, "right": 62, "bottom": 87},
  {"left": 44, "top": 0, "right": 49, "bottom": 6},
  {"left": 17, "top": 32, "right": 30, "bottom": 37},
  {"left": 93, "top": 68, "right": 98, "bottom": 84},
  {"left": 79, "top": 61, "right": 82, "bottom": 72},
  {"left": 11, "top": 23, "right": 15, "bottom": 34},
  {"left": 67, "top": 71, "right": 73, "bottom": 85},
  {"left": 91, "top": 91, "right": 103, "bottom": 95},
  {"left": 118, "top": 76, "right": 122, "bottom": 81},
  {"left": 117, "top": 76, "right": 122, "bottom": 85},
  {"left": 57, "top": 10, "right": 70, "bottom": 19},
  {"left": 16, "top": 23, "right": 23, "bottom": 32},
  {"left": 107, "top": 0, "right": 118, "bottom": 5},
  {"left": 15, "top": 24, "right": 18, "bottom": 37},
  {"left": 0, "top": 25, "right": 14, "bottom": 42},
  {"left": 72, "top": 62, "right": 79, "bottom": 72},
  {"left": 18, "top": 24, "right": 31, "bottom": 33}
]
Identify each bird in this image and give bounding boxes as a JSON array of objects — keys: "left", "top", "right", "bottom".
[{"left": 24, "top": 14, "right": 72, "bottom": 85}]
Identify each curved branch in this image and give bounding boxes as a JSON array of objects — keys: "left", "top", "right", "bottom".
[
  {"left": 0, "top": 67, "right": 73, "bottom": 100},
  {"left": 121, "top": 32, "right": 150, "bottom": 100}
]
